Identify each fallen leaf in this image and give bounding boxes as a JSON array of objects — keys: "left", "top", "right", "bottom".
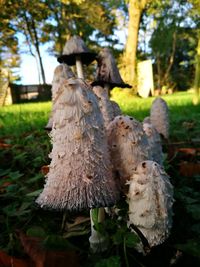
[
  {"left": 0, "top": 250, "right": 32, "bottom": 267},
  {"left": 17, "top": 230, "right": 79, "bottom": 267},
  {"left": 40, "top": 166, "right": 49, "bottom": 175},
  {"left": 0, "top": 142, "right": 12, "bottom": 149},
  {"left": 179, "top": 162, "right": 200, "bottom": 176}
]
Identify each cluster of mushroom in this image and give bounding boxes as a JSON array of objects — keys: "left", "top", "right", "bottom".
[
  {"left": 36, "top": 35, "right": 174, "bottom": 253},
  {"left": 107, "top": 98, "right": 173, "bottom": 250}
]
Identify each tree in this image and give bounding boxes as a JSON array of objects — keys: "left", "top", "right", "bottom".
[
  {"left": 193, "top": 36, "right": 200, "bottom": 104},
  {"left": 120, "top": 0, "right": 150, "bottom": 91},
  {"left": 0, "top": 2, "right": 20, "bottom": 93},
  {"left": 42, "top": 0, "right": 118, "bottom": 56},
  {"left": 0, "top": 0, "right": 49, "bottom": 84}
]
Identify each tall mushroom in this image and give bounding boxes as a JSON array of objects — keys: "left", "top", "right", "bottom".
[
  {"left": 45, "top": 64, "right": 75, "bottom": 130},
  {"left": 37, "top": 77, "right": 119, "bottom": 210},
  {"left": 127, "top": 160, "right": 174, "bottom": 250},
  {"left": 150, "top": 97, "right": 169, "bottom": 140},
  {"left": 143, "top": 120, "right": 164, "bottom": 166},
  {"left": 36, "top": 76, "right": 119, "bottom": 251},
  {"left": 107, "top": 115, "right": 151, "bottom": 189},
  {"left": 92, "top": 48, "right": 131, "bottom": 92},
  {"left": 57, "top": 35, "right": 96, "bottom": 79},
  {"left": 92, "top": 85, "right": 122, "bottom": 129},
  {"left": 91, "top": 48, "right": 127, "bottom": 129}
]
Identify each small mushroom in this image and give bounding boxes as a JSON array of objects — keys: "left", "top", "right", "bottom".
[
  {"left": 45, "top": 64, "right": 75, "bottom": 131},
  {"left": 89, "top": 208, "right": 108, "bottom": 253},
  {"left": 107, "top": 115, "right": 151, "bottom": 188},
  {"left": 127, "top": 160, "right": 174, "bottom": 249},
  {"left": 91, "top": 48, "right": 131, "bottom": 91},
  {"left": 92, "top": 85, "right": 122, "bottom": 129},
  {"left": 36, "top": 77, "right": 119, "bottom": 211},
  {"left": 150, "top": 97, "right": 169, "bottom": 139},
  {"left": 143, "top": 121, "right": 164, "bottom": 166},
  {"left": 57, "top": 35, "right": 96, "bottom": 79}
]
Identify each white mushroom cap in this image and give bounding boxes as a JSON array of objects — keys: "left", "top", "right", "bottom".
[
  {"left": 127, "top": 160, "right": 174, "bottom": 248},
  {"left": 107, "top": 115, "right": 151, "bottom": 187},
  {"left": 37, "top": 78, "right": 119, "bottom": 211},
  {"left": 45, "top": 64, "right": 75, "bottom": 130},
  {"left": 150, "top": 97, "right": 169, "bottom": 139},
  {"left": 92, "top": 48, "right": 131, "bottom": 89},
  {"left": 57, "top": 35, "right": 96, "bottom": 66},
  {"left": 143, "top": 121, "right": 163, "bottom": 166}
]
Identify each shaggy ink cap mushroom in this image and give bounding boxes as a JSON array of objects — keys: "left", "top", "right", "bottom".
[
  {"left": 91, "top": 48, "right": 131, "bottom": 89},
  {"left": 57, "top": 35, "right": 97, "bottom": 79},
  {"left": 107, "top": 115, "right": 150, "bottom": 188},
  {"left": 45, "top": 64, "right": 75, "bottom": 131},
  {"left": 127, "top": 160, "right": 174, "bottom": 249},
  {"left": 150, "top": 97, "right": 169, "bottom": 139},
  {"left": 36, "top": 78, "right": 120, "bottom": 212},
  {"left": 92, "top": 86, "right": 122, "bottom": 128}
]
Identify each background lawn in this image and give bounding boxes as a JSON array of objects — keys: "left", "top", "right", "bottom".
[{"left": 0, "top": 91, "right": 200, "bottom": 266}]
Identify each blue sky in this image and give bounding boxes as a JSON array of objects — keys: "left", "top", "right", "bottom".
[{"left": 20, "top": 48, "right": 58, "bottom": 85}]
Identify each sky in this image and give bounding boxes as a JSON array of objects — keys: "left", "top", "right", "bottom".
[{"left": 20, "top": 47, "right": 58, "bottom": 85}]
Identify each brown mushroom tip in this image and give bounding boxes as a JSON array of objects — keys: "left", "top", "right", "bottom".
[
  {"left": 57, "top": 35, "right": 97, "bottom": 65},
  {"left": 94, "top": 47, "right": 131, "bottom": 87},
  {"left": 91, "top": 80, "right": 132, "bottom": 89}
]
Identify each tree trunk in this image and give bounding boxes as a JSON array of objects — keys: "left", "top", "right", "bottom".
[
  {"left": 193, "top": 37, "right": 200, "bottom": 105},
  {"left": 163, "top": 31, "right": 177, "bottom": 86},
  {"left": 23, "top": 12, "right": 46, "bottom": 84},
  {"left": 31, "top": 18, "right": 46, "bottom": 84},
  {"left": 123, "top": 0, "right": 148, "bottom": 91}
]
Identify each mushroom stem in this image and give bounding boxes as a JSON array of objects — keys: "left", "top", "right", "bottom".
[
  {"left": 75, "top": 56, "right": 84, "bottom": 79},
  {"left": 104, "top": 83, "right": 110, "bottom": 98},
  {"left": 89, "top": 207, "right": 108, "bottom": 253}
]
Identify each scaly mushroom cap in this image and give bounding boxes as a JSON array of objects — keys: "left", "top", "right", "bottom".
[
  {"left": 92, "top": 48, "right": 131, "bottom": 89},
  {"left": 143, "top": 116, "right": 150, "bottom": 124},
  {"left": 127, "top": 160, "right": 174, "bottom": 248},
  {"left": 150, "top": 97, "right": 169, "bottom": 139},
  {"left": 57, "top": 35, "right": 96, "bottom": 65},
  {"left": 107, "top": 115, "right": 150, "bottom": 187},
  {"left": 36, "top": 78, "right": 119, "bottom": 211},
  {"left": 143, "top": 121, "right": 163, "bottom": 166},
  {"left": 92, "top": 86, "right": 121, "bottom": 128},
  {"left": 110, "top": 100, "right": 122, "bottom": 117},
  {"left": 45, "top": 64, "right": 75, "bottom": 131}
]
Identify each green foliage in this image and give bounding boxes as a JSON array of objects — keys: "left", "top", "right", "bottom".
[
  {"left": 43, "top": 235, "right": 77, "bottom": 250},
  {"left": 139, "top": 0, "right": 200, "bottom": 91},
  {"left": 26, "top": 226, "right": 46, "bottom": 238},
  {"left": 94, "top": 256, "right": 121, "bottom": 267}
]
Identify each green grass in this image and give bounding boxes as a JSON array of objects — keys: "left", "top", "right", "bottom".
[
  {"left": 0, "top": 91, "right": 200, "bottom": 142},
  {"left": 0, "top": 101, "right": 51, "bottom": 138}
]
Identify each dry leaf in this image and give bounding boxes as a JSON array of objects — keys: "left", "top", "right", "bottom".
[
  {"left": 0, "top": 250, "right": 32, "bottom": 267},
  {"left": 0, "top": 142, "right": 12, "bottom": 149},
  {"left": 40, "top": 166, "right": 49, "bottom": 175},
  {"left": 17, "top": 231, "right": 79, "bottom": 267},
  {"left": 179, "top": 162, "right": 200, "bottom": 177}
]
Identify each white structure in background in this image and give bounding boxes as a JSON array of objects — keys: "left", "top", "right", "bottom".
[{"left": 137, "top": 60, "right": 154, "bottom": 98}]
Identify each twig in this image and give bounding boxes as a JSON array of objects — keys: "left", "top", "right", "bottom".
[{"left": 129, "top": 224, "right": 151, "bottom": 254}]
